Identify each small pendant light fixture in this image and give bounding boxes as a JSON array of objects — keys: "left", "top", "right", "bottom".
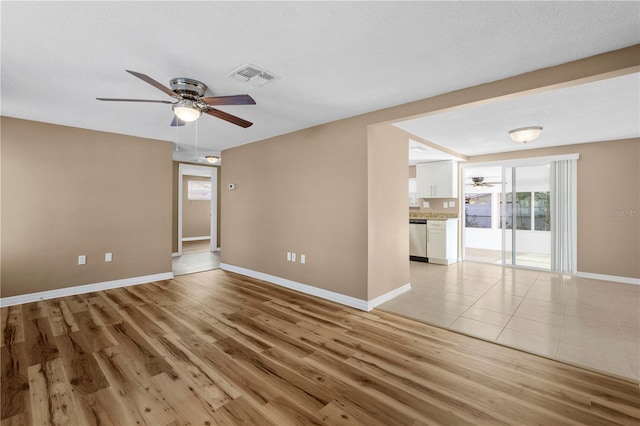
[
  {"left": 509, "top": 126, "right": 543, "bottom": 144},
  {"left": 205, "top": 156, "right": 220, "bottom": 164}
]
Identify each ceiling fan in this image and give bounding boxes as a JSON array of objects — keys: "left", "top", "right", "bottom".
[
  {"left": 466, "top": 177, "right": 502, "bottom": 187},
  {"left": 97, "top": 70, "right": 255, "bottom": 128}
]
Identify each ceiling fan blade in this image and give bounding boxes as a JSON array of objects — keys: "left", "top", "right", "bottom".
[
  {"left": 170, "top": 116, "right": 186, "bottom": 127},
  {"left": 201, "top": 94, "right": 256, "bottom": 106},
  {"left": 96, "top": 97, "right": 174, "bottom": 104},
  {"left": 125, "top": 70, "right": 180, "bottom": 99},
  {"left": 203, "top": 107, "right": 253, "bottom": 128}
]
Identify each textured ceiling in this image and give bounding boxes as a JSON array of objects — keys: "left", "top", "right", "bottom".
[
  {"left": 399, "top": 73, "right": 640, "bottom": 157},
  {"left": 2, "top": 2, "right": 639, "bottom": 161}
]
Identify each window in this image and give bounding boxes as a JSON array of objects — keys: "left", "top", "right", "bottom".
[
  {"left": 188, "top": 180, "right": 211, "bottom": 200},
  {"left": 464, "top": 193, "right": 491, "bottom": 228},
  {"left": 409, "top": 178, "right": 418, "bottom": 207},
  {"left": 534, "top": 191, "right": 550, "bottom": 231},
  {"left": 500, "top": 192, "right": 532, "bottom": 230}
]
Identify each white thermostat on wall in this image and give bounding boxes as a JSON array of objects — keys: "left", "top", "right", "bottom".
[{"left": 228, "top": 183, "right": 236, "bottom": 190}]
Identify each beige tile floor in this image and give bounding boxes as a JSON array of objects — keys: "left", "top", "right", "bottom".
[
  {"left": 465, "top": 247, "right": 551, "bottom": 270},
  {"left": 172, "top": 251, "right": 220, "bottom": 276},
  {"left": 378, "top": 261, "right": 640, "bottom": 382}
]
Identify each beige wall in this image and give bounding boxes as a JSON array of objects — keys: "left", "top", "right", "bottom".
[
  {"left": 221, "top": 117, "right": 370, "bottom": 299},
  {"left": 172, "top": 162, "right": 179, "bottom": 252},
  {"left": 1, "top": 117, "right": 173, "bottom": 298},
  {"left": 182, "top": 176, "right": 211, "bottom": 238},
  {"left": 221, "top": 45, "right": 639, "bottom": 302},
  {"left": 466, "top": 139, "right": 640, "bottom": 279},
  {"left": 367, "top": 125, "right": 410, "bottom": 298}
]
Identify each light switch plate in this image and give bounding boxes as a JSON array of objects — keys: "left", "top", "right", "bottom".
[
  {"left": 78, "top": 255, "right": 86, "bottom": 265},
  {"left": 423, "top": 201, "right": 429, "bottom": 208},
  {"left": 105, "top": 252, "right": 112, "bottom": 262},
  {"left": 443, "top": 202, "right": 448, "bottom": 208},
  {"left": 449, "top": 201, "right": 456, "bottom": 208}
]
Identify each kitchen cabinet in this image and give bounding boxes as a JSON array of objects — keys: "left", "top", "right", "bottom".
[
  {"left": 427, "top": 219, "right": 458, "bottom": 265},
  {"left": 416, "top": 160, "right": 458, "bottom": 198}
]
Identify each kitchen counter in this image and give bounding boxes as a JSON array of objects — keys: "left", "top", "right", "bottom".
[{"left": 409, "top": 212, "right": 458, "bottom": 220}]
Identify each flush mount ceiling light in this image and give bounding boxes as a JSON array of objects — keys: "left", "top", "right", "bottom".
[
  {"left": 172, "top": 99, "right": 202, "bottom": 122},
  {"left": 205, "top": 156, "right": 220, "bottom": 164},
  {"left": 509, "top": 126, "right": 543, "bottom": 144}
]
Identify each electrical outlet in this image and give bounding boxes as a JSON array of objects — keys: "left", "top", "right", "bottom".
[
  {"left": 443, "top": 202, "right": 448, "bottom": 208},
  {"left": 287, "top": 252, "right": 292, "bottom": 261},
  {"left": 105, "top": 252, "right": 112, "bottom": 262},
  {"left": 423, "top": 201, "right": 429, "bottom": 208},
  {"left": 300, "top": 254, "right": 306, "bottom": 264},
  {"left": 449, "top": 201, "right": 456, "bottom": 208},
  {"left": 291, "top": 252, "right": 296, "bottom": 262},
  {"left": 78, "top": 255, "right": 86, "bottom": 265}
]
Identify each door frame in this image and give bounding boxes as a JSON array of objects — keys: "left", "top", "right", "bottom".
[{"left": 177, "top": 163, "right": 219, "bottom": 256}]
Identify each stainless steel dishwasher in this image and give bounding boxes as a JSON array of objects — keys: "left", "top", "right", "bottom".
[{"left": 409, "top": 219, "right": 427, "bottom": 262}]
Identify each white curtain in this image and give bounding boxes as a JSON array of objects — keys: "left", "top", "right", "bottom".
[{"left": 550, "top": 159, "right": 577, "bottom": 273}]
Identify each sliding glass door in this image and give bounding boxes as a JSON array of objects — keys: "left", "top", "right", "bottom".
[
  {"left": 501, "top": 165, "right": 551, "bottom": 269},
  {"left": 464, "top": 163, "right": 551, "bottom": 270}
]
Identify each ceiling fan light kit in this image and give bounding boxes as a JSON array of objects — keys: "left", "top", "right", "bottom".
[
  {"left": 205, "top": 156, "right": 220, "bottom": 164},
  {"left": 509, "top": 126, "right": 543, "bottom": 144},
  {"left": 172, "top": 100, "right": 201, "bottom": 122}
]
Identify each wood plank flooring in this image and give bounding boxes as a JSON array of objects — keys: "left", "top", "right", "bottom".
[{"left": 2, "top": 269, "right": 639, "bottom": 425}]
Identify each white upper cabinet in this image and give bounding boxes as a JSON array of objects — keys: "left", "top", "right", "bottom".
[{"left": 416, "top": 160, "right": 458, "bottom": 198}]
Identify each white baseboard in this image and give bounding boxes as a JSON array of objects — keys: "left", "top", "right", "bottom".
[
  {"left": 367, "top": 283, "right": 412, "bottom": 310},
  {"left": 220, "top": 263, "right": 410, "bottom": 311},
  {"left": 0, "top": 272, "right": 174, "bottom": 308},
  {"left": 576, "top": 271, "right": 640, "bottom": 286},
  {"left": 182, "top": 236, "right": 211, "bottom": 242},
  {"left": 172, "top": 252, "right": 180, "bottom": 257}
]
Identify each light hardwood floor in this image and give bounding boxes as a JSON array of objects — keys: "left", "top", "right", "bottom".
[{"left": 2, "top": 269, "right": 639, "bottom": 425}]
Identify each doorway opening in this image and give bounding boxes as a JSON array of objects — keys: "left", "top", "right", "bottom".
[{"left": 173, "top": 163, "right": 220, "bottom": 276}]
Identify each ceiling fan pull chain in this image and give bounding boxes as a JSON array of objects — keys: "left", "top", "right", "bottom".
[
  {"left": 175, "top": 119, "right": 179, "bottom": 151},
  {"left": 195, "top": 119, "right": 199, "bottom": 159}
]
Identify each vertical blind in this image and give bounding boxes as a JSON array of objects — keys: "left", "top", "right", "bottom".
[{"left": 550, "top": 159, "right": 577, "bottom": 273}]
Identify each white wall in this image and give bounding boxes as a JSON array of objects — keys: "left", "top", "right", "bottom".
[{"left": 465, "top": 228, "right": 550, "bottom": 254}]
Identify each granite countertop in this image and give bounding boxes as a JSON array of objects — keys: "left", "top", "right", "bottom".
[{"left": 409, "top": 212, "right": 459, "bottom": 220}]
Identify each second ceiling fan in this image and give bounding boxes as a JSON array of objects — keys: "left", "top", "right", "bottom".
[
  {"left": 466, "top": 177, "right": 503, "bottom": 188},
  {"left": 97, "top": 70, "right": 255, "bottom": 128}
]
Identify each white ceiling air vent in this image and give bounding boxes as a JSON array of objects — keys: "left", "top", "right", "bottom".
[{"left": 227, "top": 63, "right": 279, "bottom": 87}]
